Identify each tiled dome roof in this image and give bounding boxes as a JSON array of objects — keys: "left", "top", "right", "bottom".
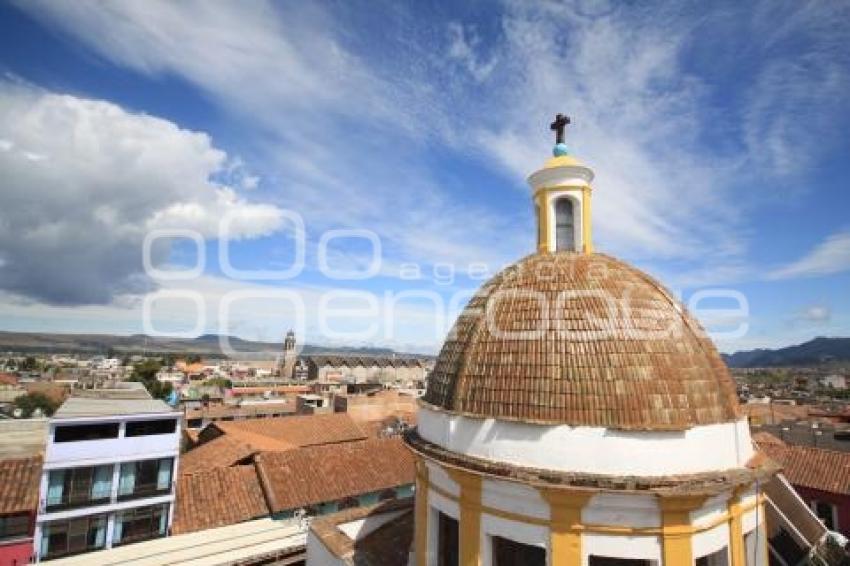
[{"left": 422, "top": 252, "right": 740, "bottom": 430}]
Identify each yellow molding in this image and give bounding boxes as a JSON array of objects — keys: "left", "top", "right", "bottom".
[
  {"left": 420, "top": 470, "right": 764, "bottom": 538},
  {"left": 659, "top": 495, "right": 708, "bottom": 566},
  {"left": 540, "top": 488, "right": 593, "bottom": 566},
  {"left": 446, "top": 468, "right": 482, "bottom": 566},
  {"left": 728, "top": 485, "right": 750, "bottom": 566},
  {"left": 758, "top": 502, "right": 768, "bottom": 565},
  {"left": 582, "top": 186, "right": 593, "bottom": 254},
  {"left": 414, "top": 460, "right": 429, "bottom": 566},
  {"left": 533, "top": 185, "right": 593, "bottom": 254},
  {"left": 535, "top": 191, "right": 549, "bottom": 253}
]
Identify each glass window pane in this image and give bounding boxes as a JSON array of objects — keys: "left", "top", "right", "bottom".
[
  {"left": 554, "top": 198, "right": 575, "bottom": 251},
  {"left": 493, "top": 536, "right": 546, "bottom": 566}
]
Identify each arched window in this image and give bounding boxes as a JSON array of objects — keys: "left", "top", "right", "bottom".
[{"left": 555, "top": 198, "right": 575, "bottom": 252}]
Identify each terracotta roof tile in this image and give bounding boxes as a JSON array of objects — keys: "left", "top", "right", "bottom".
[
  {"left": 172, "top": 465, "right": 270, "bottom": 534},
  {"left": 751, "top": 431, "right": 786, "bottom": 447},
  {"left": 214, "top": 413, "right": 367, "bottom": 449},
  {"left": 179, "top": 435, "right": 266, "bottom": 475},
  {"left": 0, "top": 455, "right": 41, "bottom": 515},
  {"left": 0, "top": 373, "right": 19, "bottom": 386},
  {"left": 256, "top": 438, "right": 414, "bottom": 513},
  {"left": 755, "top": 439, "right": 850, "bottom": 494},
  {"left": 423, "top": 252, "right": 740, "bottom": 430}
]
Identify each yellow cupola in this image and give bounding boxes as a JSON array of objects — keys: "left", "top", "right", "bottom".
[{"left": 527, "top": 113, "right": 594, "bottom": 254}]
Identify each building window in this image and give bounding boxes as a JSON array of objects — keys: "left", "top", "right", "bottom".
[
  {"left": 588, "top": 558, "right": 654, "bottom": 566},
  {"left": 438, "top": 512, "right": 459, "bottom": 566},
  {"left": 46, "top": 465, "right": 113, "bottom": 510},
  {"left": 492, "top": 536, "right": 546, "bottom": 566},
  {"left": 117, "top": 458, "right": 173, "bottom": 500},
  {"left": 125, "top": 419, "right": 177, "bottom": 437},
  {"left": 54, "top": 423, "right": 119, "bottom": 443},
  {"left": 813, "top": 500, "right": 836, "bottom": 531},
  {"left": 554, "top": 197, "right": 575, "bottom": 252},
  {"left": 0, "top": 513, "right": 30, "bottom": 540},
  {"left": 696, "top": 547, "right": 729, "bottom": 566},
  {"left": 112, "top": 504, "right": 169, "bottom": 546},
  {"left": 40, "top": 515, "right": 107, "bottom": 560}
]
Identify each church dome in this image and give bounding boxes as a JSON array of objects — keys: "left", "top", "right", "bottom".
[{"left": 422, "top": 251, "right": 740, "bottom": 431}]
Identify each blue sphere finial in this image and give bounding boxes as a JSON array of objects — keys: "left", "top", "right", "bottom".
[{"left": 553, "top": 142, "right": 569, "bottom": 157}]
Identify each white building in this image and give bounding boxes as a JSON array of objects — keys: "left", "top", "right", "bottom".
[
  {"left": 821, "top": 374, "right": 848, "bottom": 390},
  {"left": 34, "top": 388, "right": 180, "bottom": 561}
]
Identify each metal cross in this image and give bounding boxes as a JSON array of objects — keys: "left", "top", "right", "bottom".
[{"left": 550, "top": 113, "right": 570, "bottom": 144}]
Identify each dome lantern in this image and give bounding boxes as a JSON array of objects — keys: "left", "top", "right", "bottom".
[{"left": 528, "top": 113, "right": 595, "bottom": 254}]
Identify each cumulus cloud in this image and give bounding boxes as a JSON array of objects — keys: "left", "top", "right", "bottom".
[
  {"left": 769, "top": 231, "right": 850, "bottom": 280},
  {"left": 0, "top": 84, "right": 283, "bottom": 305}
]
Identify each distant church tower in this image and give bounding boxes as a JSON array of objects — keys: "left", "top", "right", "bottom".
[{"left": 280, "top": 329, "right": 296, "bottom": 379}]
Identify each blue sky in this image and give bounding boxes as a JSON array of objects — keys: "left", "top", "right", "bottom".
[{"left": 0, "top": 1, "right": 849, "bottom": 354}]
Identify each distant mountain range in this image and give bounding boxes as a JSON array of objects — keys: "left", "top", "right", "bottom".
[
  {"left": 3, "top": 331, "right": 847, "bottom": 367},
  {"left": 722, "top": 337, "right": 850, "bottom": 368},
  {"left": 0, "top": 331, "right": 424, "bottom": 359}
]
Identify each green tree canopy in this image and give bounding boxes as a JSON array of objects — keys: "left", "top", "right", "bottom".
[{"left": 14, "top": 392, "right": 59, "bottom": 417}]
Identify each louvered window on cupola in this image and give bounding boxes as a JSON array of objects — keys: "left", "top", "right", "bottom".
[{"left": 554, "top": 197, "right": 575, "bottom": 251}]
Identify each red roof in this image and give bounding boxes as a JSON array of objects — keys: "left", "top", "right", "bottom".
[
  {"left": 255, "top": 438, "right": 414, "bottom": 513},
  {"left": 212, "top": 413, "right": 367, "bottom": 449},
  {"left": 0, "top": 373, "right": 19, "bottom": 386},
  {"left": 172, "top": 465, "right": 269, "bottom": 534},
  {"left": 756, "top": 435, "right": 850, "bottom": 494},
  {"left": 180, "top": 433, "right": 293, "bottom": 475},
  {"left": 0, "top": 456, "right": 42, "bottom": 515}
]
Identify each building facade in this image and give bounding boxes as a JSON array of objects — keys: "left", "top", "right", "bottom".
[
  {"left": 0, "top": 456, "right": 41, "bottom": 566},
  {"left": 34, "top": 393, "right": 180, "bottom": 561},
  {"left": 305, "top": 355, "right": 426, "bottom": 384}
]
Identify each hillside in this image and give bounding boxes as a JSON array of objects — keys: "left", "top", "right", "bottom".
[
  {"left": 0, "top": 331, "right": 416, "bottom": 359},
  {"left": 723, "top": 337, "right": 850, "bottom": 368}
]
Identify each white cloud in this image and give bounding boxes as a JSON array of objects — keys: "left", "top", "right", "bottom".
[
  {"left": 7, "top": 0, "right": 850, "bottom": 350},
  {"left": 0, "top": 83, "right": 284, "bottom": 305},
  {"left": 447, "top": 23, "right": 498, "bottom": 82},
  {"left": 798, "top": 305, "right": 831, "bottom": 323},
  {"left": 769, "top": 231, "right": 850, "bottom": 280}
]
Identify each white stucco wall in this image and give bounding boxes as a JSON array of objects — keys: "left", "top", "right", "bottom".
[
  {"left": 418, "top": 406, "right": 754, "bottom": 476},
  {"left": 583, "top": 493, "right": 660, "bottom": 528},
  {"left": 692, "top": 522, "right": 730, "bottom": 560},
  {"left": 482, "top": 478, "right": 549, "bottom": 521}
]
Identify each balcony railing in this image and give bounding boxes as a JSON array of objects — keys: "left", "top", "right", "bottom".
[
  {"left": 116, "top": 483, "right": 171, "bottom": 502},
  {"left": 45, "top": 491, "right": 111, "bottom": 512}
]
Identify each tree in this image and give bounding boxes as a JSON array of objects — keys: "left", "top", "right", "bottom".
[
  {"left": 130, "top": 359, "right": 172, "bottom": 400},
  {"left": 20, "top": 356, "right": 37, "bottom": 371},
  {"left": 14, "top": 392, "right": 59, "bottom": 418}
]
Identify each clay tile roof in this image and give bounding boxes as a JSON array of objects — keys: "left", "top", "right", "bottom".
[
  {"left": 423, "top": 252, "right": 741, "bottom": 430},
  {"left": 751, "top": 431, "right": 785, "bottom": 447},
  {"left": 172, "top": 465, "right": 270, "bottom": 534},
  {"left": 0, "top": 373, "right": 19, "bottom": 386},
  {"left": 179, "top": 434, "right": 282, "bottom": 476},
  {"left": 0, "top": 456, "right": 42, "bottom": 515},
  {"left": 756, "top": 440, "right": 850, "bottom": 494},
  {"left": 255, "top": 438, "right": 415, "bottom": 513},
  {"left": 215, "top": 413, "right": 367, "bottom": 449}
]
